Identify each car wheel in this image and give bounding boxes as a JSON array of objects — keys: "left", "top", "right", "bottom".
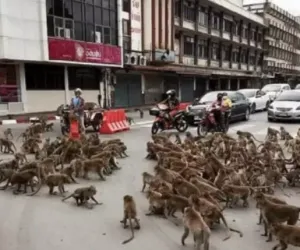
[
  {"left": 268, "top": 117, "right": 274, "bottom": 122},
  {"left": 244, "top": 108, "right": 250, "bottom": 121},
  {"left": 251, "top": 103, "right": 256, "bottom": 114}
]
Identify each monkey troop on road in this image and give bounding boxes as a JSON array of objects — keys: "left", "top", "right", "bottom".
[{"left": 2, "top": 115, "right": 300, "bottom": 249}]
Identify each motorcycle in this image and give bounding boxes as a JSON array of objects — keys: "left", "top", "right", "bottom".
[
  {"left": 149, "top": 103, "right": 189, "bottom": 135},
  {"left": 197, "top": 105, "right": 230, "bottom": 137},
  {"left": 59, "top": 104, "right": 103, "bottom": 135}
]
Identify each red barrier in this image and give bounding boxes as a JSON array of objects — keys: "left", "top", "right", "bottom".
[
  {"left": 99, "top": 109, "right": 130, "bottom": 134},
  {"left": 69, "top": 120, "right": 80, "bottom": 139},
  {"left": 179, "top": 102, "right": 191, "bottom": 110}
]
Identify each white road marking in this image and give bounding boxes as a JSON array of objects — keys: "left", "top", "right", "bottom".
[{"left": 2, "top": 120, "right": 17, "bottom": 125}]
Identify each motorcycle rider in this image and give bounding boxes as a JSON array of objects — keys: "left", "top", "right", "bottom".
[
  {"left": 70, "top": 88, "right": 85, "bottom": 134},
  {"left": 161, "top": 89, "right": 180, "bottom": 124},
  {"left": 211, "top": 93, "right": 223, "bottom": 129},
  {"left": 222, "top": 92, "right": 232, "bottom": 131}
]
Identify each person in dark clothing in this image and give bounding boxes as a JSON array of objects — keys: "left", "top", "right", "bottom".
[
  {"left": 211, "top": 93, "right": 223, "bottom": 127},
  {"left": 161, "top": 89, "right": 180, "bottom": 123},
  {"left": 70, "top": 88, "right": 85, "bottom": 134}
]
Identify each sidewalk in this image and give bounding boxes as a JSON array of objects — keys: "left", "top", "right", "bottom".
[{"left": 0, "top": 107, "right": 152, "bottom": 125}]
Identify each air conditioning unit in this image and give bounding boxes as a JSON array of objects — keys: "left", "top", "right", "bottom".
[
  {"left": 130, "top": 54, "right": 137, "bottom": 65},
  {"left": 93, "top": 31, "right": 101, "bottom": 43},
  {"left": 55, "top": 27, "right": 64, "bottom": 38},
  {"left": 124, "top": 53, "right": 131, "bottom": 64},
  {"left": 64, "top": 28, "right": 71, "bottom": 39},
  {"left": 138, "top": 55, "right": 147, "bottom": 66}
]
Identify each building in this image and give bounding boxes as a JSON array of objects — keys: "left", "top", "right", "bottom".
[
  {"left": 118, "top": 0, "right": 265, "bottom": 107},
  {"left": 244, "top": 1, "right": 300, "bottom": 86},
  {"left": 0, "top": 0, "right": 123, "bottom": 114}
]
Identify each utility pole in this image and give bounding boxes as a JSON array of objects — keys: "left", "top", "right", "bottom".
[{"left": 103, "top": 68, "right": 111, "bottom": 109}]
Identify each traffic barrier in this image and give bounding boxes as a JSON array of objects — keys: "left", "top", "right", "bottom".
[
  {"left": 179, "top": 102, "right": 191, "bottom": 110},
  {"left": 99, "top": 109, "right": 130, "bottom": 134},
  {"left": 69, "top": 120, "right": 80, "bottom": 139}
]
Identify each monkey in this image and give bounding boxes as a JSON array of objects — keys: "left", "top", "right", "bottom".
[
  {"left": 236, "top": 130, "right": 262, "bottom": 143},
  {"left": 145, "top": 190, "right": 166, "bottom": 217},
  {"left": 0, "top": 168, "right": 15, "bottom": 184},
  {"left": 126, "top": 116, "right": 135, "bottom": 125},
  {"left": 45, "top": 122, "right": 54, "bottom": 132},
  {"left": 279, "top": 126, "right": 290, "bottom": 140},
  {"left": 255, "top": 192, "right": 300, "bottom": 242},
  {"left": 120, "top": 195, "right": 140, "bottom": 244},
  {"left": 141, "top": 172, "right": 155, "bottom": 192},
  {"left": 253, "top": 191, "right": 287, "bottom": 225},
  {"left": 160, "top": 192, "right": 189, "bottom": 220},
  {"left": 0, "top": 159, "right": 19, "bottom": 170},
  {"left": 3, "top": 128, "right": 13, "bottom": 140},
  {"left": 61, "top": 165, "right": 77, "bottom": 183},
  {"left": 28, "top": 173, "right": 71, "bottom": 196},
  {"left": 172, "top": 177, "right": 201, "bottom": 198},
  {"left": 270, "top": 222, "right": 300, "bottom": 250},
  {"left": 135, "top": 108, "right": 144, "bottom": 119},
  {"left": 62, "top": 185, "right": 102, "bottom": 207},
  {"left": 189, "top": 194, "right": 243, "bottom": 240},
  {"left": 285, "top": 168, "right": 300, "bottom": 187},
  {"left": 265, "top": 127, "right": 280, "bottom": 140},
  {"left": 181, "top": 205, "right": 211, "bottom": 250},
  {"left": 80, "top": 159, "right": 107, "bottom": 181},
  {"left": 0, "top": 138, "right": 16, "bottom": 153},
  {"left": 222, "top": 184, "right": 252, "bottom": 208},
  {"left": 14, "top": 152, "right": 28, "bottom": 165},
  {"left": 2, "top": 168, "right": 41, "bottom": 194}
]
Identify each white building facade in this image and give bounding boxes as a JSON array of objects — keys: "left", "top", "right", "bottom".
[{"left": 0, "top": 0, "right": 123, "bottom": 114}]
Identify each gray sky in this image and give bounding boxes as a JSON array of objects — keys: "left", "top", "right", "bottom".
[{"left": 243, "top": 0, "right": 300, "bottom": 16}]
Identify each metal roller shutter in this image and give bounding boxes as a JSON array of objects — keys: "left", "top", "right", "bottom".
[{"left": 180, "top": 77, "right": 194, "bottom": 102}]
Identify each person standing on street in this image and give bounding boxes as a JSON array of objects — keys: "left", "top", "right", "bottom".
[{"left": 70, "top": 88, "right": 85, "bottom": 134}]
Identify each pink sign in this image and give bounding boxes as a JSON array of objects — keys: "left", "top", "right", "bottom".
[{"left": 48, "top": 38, "right": 122, "bottom": 65}]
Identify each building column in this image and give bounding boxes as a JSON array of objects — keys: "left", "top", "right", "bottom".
[
  {"left": 227, "top": 79, "right": 231, "bottom": 90},
  {"left": 18, "top": 63, "right": 27, "bottom": 112},
  {"left": 237, "top": 79, "right": 240, "bottom": 89},
  {"left": 205, "top": 79, "right": 209, "bottom": 91},
  {"left": 64, "top": 66, "right": 69, "bottom": 105}
]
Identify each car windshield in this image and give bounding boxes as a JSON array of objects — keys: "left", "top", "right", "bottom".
[
  {"left": 198, "top": 92, "right": 222, "bottom": 104},
  {"left": 261, "top": 84, "right": 282, "bottom": 92},
  {"left": 276, "top": 91, "right": 300, "bottom": 102},
  {"left": 238, "top": 90, "right": 256, "bottom": 98}
]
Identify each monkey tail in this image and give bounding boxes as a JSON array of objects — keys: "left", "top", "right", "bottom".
[
  {"left": 61, "top": 194, "right": 73, "bottom": 202},
  {"left": 122, "top": 218, "right": 134, "bottom": 244}
]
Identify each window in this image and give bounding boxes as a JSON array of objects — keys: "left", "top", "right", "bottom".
[
  {"left": 224, "top": 19, "right": 231, "bottom": 33},
  {"left": 25, "top": 64, "right": 64, "bottom": 90},
  {"left": 211, "top": 43, "right": 219, "bottom": 60},
  {"left": 232, "top": 48, "right": 238, "bottom": 63},
  {"left": 212, "top": 13, "right": 219, "bottom": 30},
  {"left": 240, "top": 49, "right": 247, "bottom": 63},
  {"left": 250, "top": 30, "right": 255, "bottom": 40},
  {"left": 199, "top": 7, "right": 208, "bottom": 27},
  {"left": 68, "top": 67, "right": 100, "bottom": 89},
  {"left": 46, "top": 0, "right": 118, "bottom": 45},
  {"left": 123, "top": 0, "right": 130, "bottom": 12},
  {"left": 249, "top": 53, "right": 255, "bottom": 65},
  {"left": 183, "top": 36, "right": 194, "bottom": 56},
  {"left": 198, "top": 39, "right": 207, "bottom": 58},
  {"left": 175, "top": 0, "right": 181, "bottom": 17},
  {"left": 232, "top": 22, "right": 238, "bottom": 36},
  {"left": 243, "top": 27, "right": 248, "bottom": 38},
  {"left": 223, "top": 45, "right": 230, "bottom": 61},
  {"left": 123, "top": 36, "right": 131, "bottom": 52},
  {"left": 236, "top": 92, "right": 246, "bottom": 101},
  {"left": 257, "top": 32, "right": 262, "bottom": 42},
  {"left": 183, "top": 1, "right": 195, "bottom": 22},
  {"left": 123, "top": 19, "right": 130, "bottom": 35}
]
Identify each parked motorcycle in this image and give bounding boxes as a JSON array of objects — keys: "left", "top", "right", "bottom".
[
  {"left": 197, "top": 105, "right": 230, "bottom": 136},
  {"left": 59, "top": 104, "right": 103, "bottom": 135},
  {"left": 149, "top": 103, "right": 188, "bottom": 135}
]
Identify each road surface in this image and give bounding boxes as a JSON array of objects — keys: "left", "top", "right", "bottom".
[{"left": 0, "top": 110, "right": 300, "bottom": 250}]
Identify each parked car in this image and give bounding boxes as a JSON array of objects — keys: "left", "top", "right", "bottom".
[
  {"left": 268, "top": 90, "right": 300, "bottom": 122},
  {"left": 261, "top": 83, "right": 291, "bottom": 104},
  {"left": 238, "top": 88, "right": 269, "bottom": 113},
  {"left": 295, "top": 84, "right": 300, "bottom": 89},
  {"left": 185, "top": 90, "right": 251, "bottom": 125}
]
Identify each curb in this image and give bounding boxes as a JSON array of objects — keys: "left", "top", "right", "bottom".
[{"left": 0, "top": 116, "right": 60, "bottom": 125}]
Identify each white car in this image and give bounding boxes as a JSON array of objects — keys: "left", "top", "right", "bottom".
[
  {"left": 268, "top": 90, "right": 300, "bottom": 122},
  {"left": 238, "top": 89, "right": 269, "bottom": 113},
  {"left": 261, "top": 83, "right": 291, "bottom": 102}
]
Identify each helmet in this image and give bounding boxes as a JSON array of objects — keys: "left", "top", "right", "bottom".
[
  {"left": 223, "top": 92, "right": 228, "bottom": 96},
  {"left": 166, "top": 89, "right": 176, "bottom": 98},
  {"left": 74, "top": 88, "right": 82, "bottom": 95},
  {"left": 217, "top": 93, "right": 223, "bottom": 99}
]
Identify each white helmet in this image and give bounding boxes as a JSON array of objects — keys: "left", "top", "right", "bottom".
[{"left": 75, "top": 88, "right": 82, "bottom": 94}]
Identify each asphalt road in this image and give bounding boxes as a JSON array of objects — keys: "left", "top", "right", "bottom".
[{"left": 1, "top": 111, "right": 300, "bottom": 250}]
